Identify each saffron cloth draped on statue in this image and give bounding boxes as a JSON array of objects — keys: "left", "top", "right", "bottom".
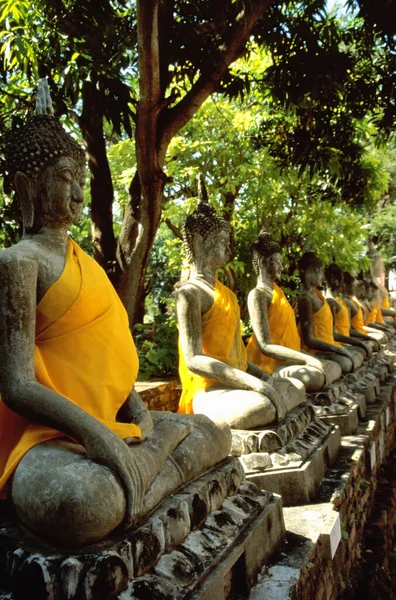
[
  {"left": 300, "top": 290, "right": 344, "bottom": 354},
  {"left": 178, "top": 278, "right": 248, "bottom": 414},
  {"left": 246, "top": 282, "right": 300, "bottom": 374},
  {"left": 335, "top": 296, "right": 350, "bottom": 336},
  {"left": 350, "top": 299, "right": 366, "bottom": 334},
  {"left": 0, "top": 238, "right": 141, "bottom": 499}
]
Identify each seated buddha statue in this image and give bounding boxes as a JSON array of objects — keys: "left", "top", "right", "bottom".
[
  {"left": 369, "top": 245, "right": 396, "bottom": 327},
  {"left": 364, "top": 280, "right": 394, "bottom": 338},
  {"left": 245, "top": 230, "right": 329, "bottom": 392},
  {"left": 0, "top": 81, "right": 231, "bottom": 548},
  {"left": 324, "top": 263, "right": 372, "bottom": 358},
  {"left": 298, "top": 252, "right": 357, "bottom": 374},
  {"left": 176, "top": 176, "right": 305, "bottom": 430},
  {"left": 342, "top": 272, "right": 385, "bottom": 345}
]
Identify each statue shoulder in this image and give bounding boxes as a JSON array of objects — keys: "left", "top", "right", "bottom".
[
  {"left": 0, "top": 242, "right": 39, "bottom": 275},
  {"left": 248, "top": 285, "right": 272, "bottom": 305},
  {"left": 176, "top": 279, "right": 214, "bottom": 314}
]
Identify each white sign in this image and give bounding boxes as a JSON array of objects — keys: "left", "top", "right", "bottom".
[
  {"left": 370, "top": 442, "right": 376, "bottom": 470},
  {"left": 329, "top": 513, "right": 341, "bottom": 559},
  {"left": 378, "top": 431, "right": 385, "bottom": 464}
]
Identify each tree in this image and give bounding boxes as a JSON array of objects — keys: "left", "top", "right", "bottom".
[{"left": 1, "top": 0, "right": 395, "bottom": 326}]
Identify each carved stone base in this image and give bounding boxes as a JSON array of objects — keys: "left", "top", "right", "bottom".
[
  {"left": 231, "top": 405, "right": 341, "bottom": 506},
  {"left": 316, "top": 401, "right": 359, "bottom": 436},
  {"left": 0, "top": 458, "right": 285, "bottom": 600}
]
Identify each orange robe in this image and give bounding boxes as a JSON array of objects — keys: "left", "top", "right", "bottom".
[
  {"left": 350, "top": 299, "right": 366, "bottom": 334},
  {"left": 373, "top": 300, "right": 385, "bottom": 323},
  {"left": 246, "top": 282, "right": 300, "bottom": 374},
  {"left": 300, "top": 290, "right": 343, "bottom": 354},
  {"left": 177, "top": 278, "right": 248, "bottom": 414},
  {"left": 381, "top": 288, "right": 394, "bottom": 321},
  {"left": 334, "top": 296, "right": 350, "bottom": 336},
  {"left": 365, "top": 303, "right": 377, "bottom": 325},
  {"left": 0, "top": 238, "right": 141, "bottom": 499}
]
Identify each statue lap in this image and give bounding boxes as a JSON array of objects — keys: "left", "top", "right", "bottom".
[{"left": 12, "top": 411, "right": 231, "bottom": 547}]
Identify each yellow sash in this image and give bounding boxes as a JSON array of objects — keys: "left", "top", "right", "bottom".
[
  {"left": 382, "top": 289, "right": 390, "bottom": 309},
  {"left": 300, "top": 290, "right": 343, "bottom": 354},
  {"left": 0, "top": 238, "right": 141, "bottom": 499},
  {"left": 365, "top": 303, "right": 377, "bottom": 325},
  {"left": 350, "top": 299, "right": 366, "bottom": 334},
  {"left": 177, "top": 278, "right": 248, "bottom": 414},
  {"left": 246, "top": 282, "right": 300, "bottom": 374},
  {"left": 335, "top": 296, "right": 350, "bottom": 336}
]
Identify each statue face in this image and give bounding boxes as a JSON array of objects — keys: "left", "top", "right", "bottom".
[
  {"left": 305, "top": 265, "right": 323, "bottom": 288},
  {"left": 343, "top": 278, "right": 356, "bottom": 295},
  {"left": 204, "top": 227, "right": 231, "bottom": 268},
  {"left": 36, "top": 156, "right": 86, "bottom": 228},
  {"left": 266, "top": 252, "right": 283, "bottom": 280}
]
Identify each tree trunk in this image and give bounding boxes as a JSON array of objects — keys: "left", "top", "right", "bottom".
[
  {"left": 116, "top": 0, "right": 274, "bottom": 327},
  {"left": 79, "top": 80, "right": 116, "bottom": 270}
]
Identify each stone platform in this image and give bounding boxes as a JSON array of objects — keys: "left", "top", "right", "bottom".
[
  {"left": 231, "top": 404, "right": 341, "bottom": 506},
  {"left": 0, "top": 459, "right": 285, "bottom": 600},
  {"left": 248, "top": 373, "right": 396, "bottom": 600}
]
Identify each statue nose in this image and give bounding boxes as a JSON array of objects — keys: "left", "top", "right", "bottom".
[{"left": 72, "top": 182, "right": 84, "bottom": 203}]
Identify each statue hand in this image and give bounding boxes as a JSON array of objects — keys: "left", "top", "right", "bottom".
[
  {"left": 305, "top": 355, "right": 325, "bottom": 374},
  {"left": 83, "top": 427, "right": 145, "bottom": 524},
  {"left": 255, "top": 380, "right": 286, "bottom": 422}
]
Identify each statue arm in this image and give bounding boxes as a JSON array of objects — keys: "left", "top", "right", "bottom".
[
  {"left": 176, "top": 285, "right": 281, "bottom": 404},
  {"left": 248, "top": 288, "right": 324, "bottom": 371},
  {"left": 328, "top": 299, "right": 367, "bottom": 352},
  {"left": 298, "top": 294, "right": 350, "bottom": 357},
  {"left": 0, "top": 254, "right": 145, "bottom": 523},
  {"left": 381, "top": 306, "right": 396, "bottom": 318},
  {"left": 117, "top": 389, "right": 154, "bottom": 440}
]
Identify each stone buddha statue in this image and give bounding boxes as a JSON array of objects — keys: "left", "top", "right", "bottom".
[
  {"left": 324, "top": 263, "right": 372, "bottom": 357},
  {"left": 369, "top": 245, "right": 396, "bottom": 326},
  {"left": 298, "top": 252, "right": 358, "bottom": 374},
  {"left": 176, "top": 177, "right": 305, "bottom": 430},
  {"left": 0, "top": 80, "right": 231, "bottom": 548},
  {"left": 245, "top": 230, "right": 326, "bottom": 392},
  {"left": 364, "top": 280, "right": 394, "bottom": 338},
  {"left": 343, "top": 272, "right": 385, "bottom": 346}
]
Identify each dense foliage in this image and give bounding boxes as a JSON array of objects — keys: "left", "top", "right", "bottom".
[{"left": 0, "top": 0, "right": 395, "bottom": 377}]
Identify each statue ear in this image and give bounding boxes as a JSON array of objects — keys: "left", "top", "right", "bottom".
[
  {"left": 192, "top": 233, "right": 205, "bottom": 277},
  {"left": 15, "top": 171, "right": 34, "bottom": 230}
]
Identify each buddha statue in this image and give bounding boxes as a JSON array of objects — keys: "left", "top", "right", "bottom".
[
  {"left": 298, "top": 252, "right": 358, "bottom": 373},
  {"left": 176, "top": 177, "right": 305, "bottom": 430},
  {"left": 364, "top": 280, "right": 394, "bottom": 337},
  {"left": 324, "top": 263, "right": 372, "bottom": 358},
  {"left": 0, "top": 80, "right": 231, "bottom": 548},
  {"left": 342, "top": 272, "right": 385, "bottom": 345},
  {"left": 369, "top": 245, "right": 396, "bottom": 326},
  {"left": 245, "top": 230, "right": 327, "bottom": 392}
]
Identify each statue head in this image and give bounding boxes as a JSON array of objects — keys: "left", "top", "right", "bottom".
[
  {"left": 252, "top": 230, "right": 282, "bottom": 280},
  {"left": 367, "top": 279, "right": 379, "bottom": 302},
  {"left": 298, "top": 252, "right": 323, "bottom": 288},
  {"left": 183, "top": 174, "right": 230, "bottom": 273},
  {"left": 355, "top": 276, "right": 367, "bottom": 300},
  {"left": 325, "top": 263, "right": 343, "bottom": 292},
  {"left": 4, "top": 79, "right": 86, "bottom": 232},
  {"left": 343, "top": 272, "right": 357, "bottom": 296}
]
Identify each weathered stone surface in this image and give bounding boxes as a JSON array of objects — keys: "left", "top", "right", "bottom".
[{"left": 249, "top": 367, "right": 396, "bottom": 600}]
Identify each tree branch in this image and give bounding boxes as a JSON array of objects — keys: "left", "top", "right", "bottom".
[
  {"left": 164, "top": 217, "right": 183, "bottom": 239},
  {"left": 158, "top": 0, "right": 274, "bottom": 154}
]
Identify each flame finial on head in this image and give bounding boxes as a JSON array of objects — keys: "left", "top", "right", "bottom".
[
  {"left": 197, "top": 173, "right": 209, "bottom": 205},
  {"left": 35, "top": 78, "right": 53, "bottom": 116}
]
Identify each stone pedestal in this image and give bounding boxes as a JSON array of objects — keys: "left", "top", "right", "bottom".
[
  {"left": 0, "top": 459, "right": 285, "bottom": 600},
  {"left": 231, "top": 404, "right": 341, "bottom": 506}
]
